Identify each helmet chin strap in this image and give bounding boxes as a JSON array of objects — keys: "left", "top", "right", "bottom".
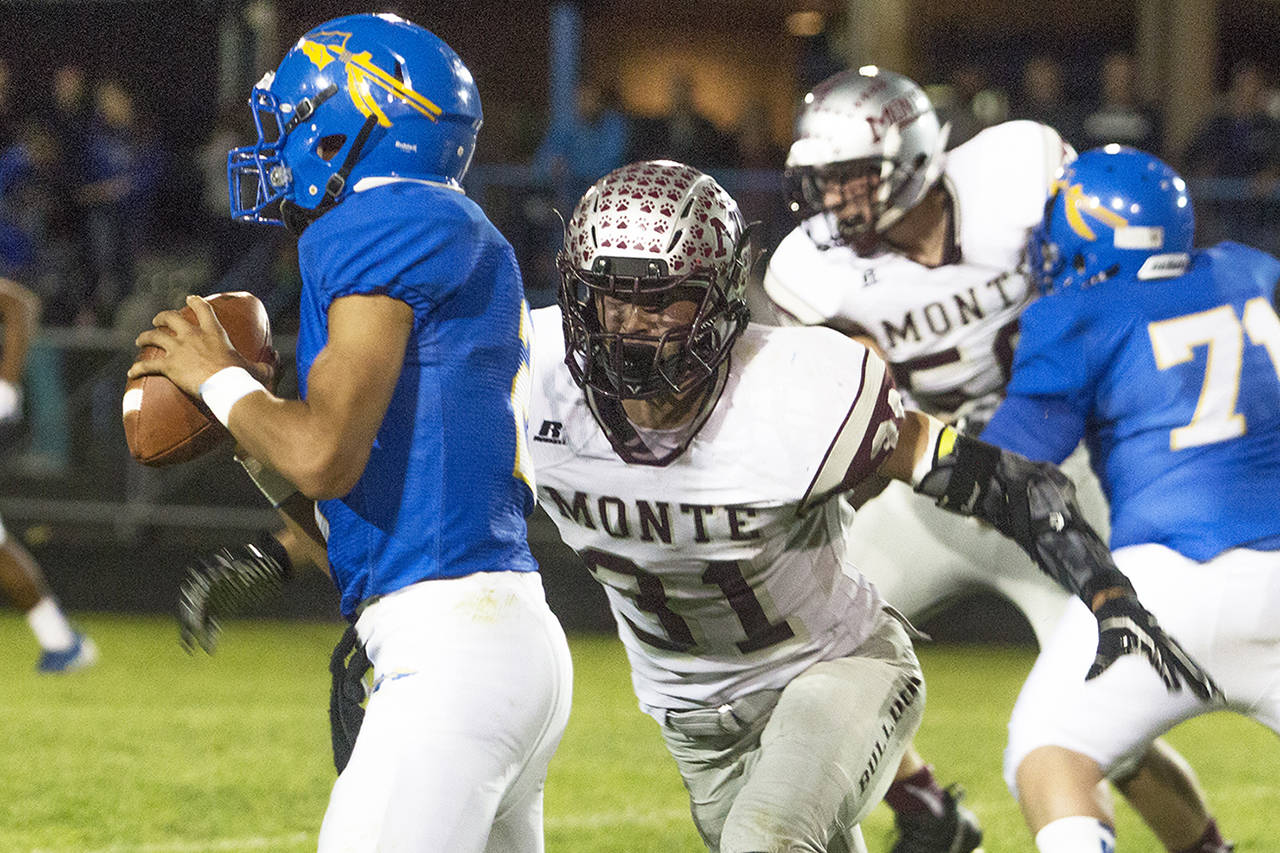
[
  {"left": 280, "top": 199, "right": 328, "bottom": 235},
  {"left": 281, "top": 113, "right": 380, "bottom": 235},
  {"left": 322, "top": 114, "right": 380, "bottom": 205}
]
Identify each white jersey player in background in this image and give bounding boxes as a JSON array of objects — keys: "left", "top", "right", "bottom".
[
  {"left": 530, "top": 160, "right": 1215, "bottom": 853},
  {"left": 764, "top": 67, "right": 1232, "bottom": 853}
]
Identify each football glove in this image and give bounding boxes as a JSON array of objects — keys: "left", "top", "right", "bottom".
[
  {"left": 177, "top": 533, "right": 293, "bottom": 654},
  {"left": 1087, "top": 595, "right": 1222, "bottom": 702},
  {"left": 328, "top": 623, "right": 371, "bottom": 774}
]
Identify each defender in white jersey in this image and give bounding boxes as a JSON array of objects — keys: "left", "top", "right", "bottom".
[
  {"left": 765, "top": 67, "right": 1229, "bottom": 853},
  {"left": 532, "top": 160, "right": 1216, "bottom": 853}
]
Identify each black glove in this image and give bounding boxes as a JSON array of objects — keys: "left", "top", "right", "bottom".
[
  {"left": 177, "top": 533, "right": 293, "bottom": 654},
  {"left": 328, "top": 623, "right": 371, "bottom": 774},
  {"left": 1087, "top": 595, "right": 1222, "bottom": 703}
]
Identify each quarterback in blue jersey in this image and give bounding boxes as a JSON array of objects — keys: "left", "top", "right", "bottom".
[
  {"left": 127, "top": 14, "right": 571, "bottom": 852},
  {"left": 982, "top": 146, "right": 1280, "bottom": 853}
]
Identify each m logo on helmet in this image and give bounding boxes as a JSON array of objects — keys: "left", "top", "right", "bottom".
[
  {"left": 1057, "top": 179, "right": 1129, "bottom": 242},
  {"left": 301, "top": 29, "right": 443, "bottom": 127},
  {"left": 865, "top": 95, "right": 919, "bottom": 144}
]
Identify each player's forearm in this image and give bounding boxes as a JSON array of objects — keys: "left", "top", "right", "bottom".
[
  {"left": 0, "top": 322, "right": 29, "bottom": 384},
  {"left": 0, "top": 279, "right": 38, "bottom": 384},
  {"left": 226, "top": 392, "right": 372, "bottom": 500},
  {"left": 908, "top": 418, "right": 1134, "bottom": 608},
  {"left": 275, "top": 493, "right": 331, "bottom": 578}
]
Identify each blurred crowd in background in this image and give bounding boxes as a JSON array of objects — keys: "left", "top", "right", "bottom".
[{"left": 1, "top": 45, "right": 1279, "bottom": 481}]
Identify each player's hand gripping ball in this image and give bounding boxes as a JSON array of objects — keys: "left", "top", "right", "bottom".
[{"left": 123, "top": 292, "right": 275, "bottom": 466}]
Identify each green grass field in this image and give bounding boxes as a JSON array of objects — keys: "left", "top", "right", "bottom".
[{"left": 1, "top": 613, "right": 1274, "bottom": 852}]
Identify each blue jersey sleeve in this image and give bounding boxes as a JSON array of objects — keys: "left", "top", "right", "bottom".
[
  {"left": 981, "top": 291, "right": 1117, "bottom": 462},
  {"left": 981, "top": 394, "right": 1084, "bottom": 464},
  {"left": 1002, "top": 294, "right": 1096, "bottom": 401},
  {"left": 298, "top": 183, "right": 480, "bottom": 314}
]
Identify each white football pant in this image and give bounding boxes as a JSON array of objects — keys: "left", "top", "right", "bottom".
[
  {"left": 1005, "top": 543, "right": 1280, "bottom": 793},
  {"left": 318, "top": 570, "right": 573, "bottom": 852},
  {"left": 661, "top": 608, "right": 922, "bottom": 853}
]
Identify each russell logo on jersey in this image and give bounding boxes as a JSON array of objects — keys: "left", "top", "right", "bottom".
[{"left": 534, "top": 421, "right": 567, "bottom": 444}]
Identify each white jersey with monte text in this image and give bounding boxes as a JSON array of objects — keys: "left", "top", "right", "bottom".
[
  {"left": 530, "top": 307, "right": 901, "bottom": 718},
  {"left": 764, "top": 120, "right": 1071, "bottom": 416}
]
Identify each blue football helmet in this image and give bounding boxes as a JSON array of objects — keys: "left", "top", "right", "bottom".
[
  {"left": 1028, "top": 145, "right": 1193, "bottom": 294},
  {"left": 227, "top": 13, "right": 482, "bottom": 227}
]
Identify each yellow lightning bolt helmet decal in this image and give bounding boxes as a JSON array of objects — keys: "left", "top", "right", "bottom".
[
  {"left": 299, "top": 31, "right": 443, "bottom": 128},
  {"left": 300, "top": 41, "right": 335, "bottom": 72},
  {"left": 1056, "top": 179, "right": 1129, "bottom": 241}
]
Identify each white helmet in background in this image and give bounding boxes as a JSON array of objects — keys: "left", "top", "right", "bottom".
[{"left": 785, "top": 66, "right": 949, "bottom": 251}]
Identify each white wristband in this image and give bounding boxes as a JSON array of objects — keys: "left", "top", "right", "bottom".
[{"left": 199, "top": 367, "right": 266, "bottom": 428}]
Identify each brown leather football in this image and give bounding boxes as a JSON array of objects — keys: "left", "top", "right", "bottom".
[{"left": 123, "top": 291, "right": 274, "bottom": 467}]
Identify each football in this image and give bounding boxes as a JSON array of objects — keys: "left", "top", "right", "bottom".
[{"left": 122, "top": 291, "right": 274, "bottom": 467}]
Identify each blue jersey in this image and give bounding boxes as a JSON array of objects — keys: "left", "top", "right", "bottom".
[
  {"left": 296, "top": 181, "right": 538, "bottom": 618},
  {"left": 983, "top": 242, "right": 1280, "bottom": 560}
]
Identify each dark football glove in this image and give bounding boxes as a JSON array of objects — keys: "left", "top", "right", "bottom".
[
  {"left": 177, "top": 533, "right": 293, "bottom": 654},
  {"left": 328, "top": 623, "right": 371, "bottom": 774},
  {"left": 1087, "top": 595, "right": 1222, "bottom": 703}
]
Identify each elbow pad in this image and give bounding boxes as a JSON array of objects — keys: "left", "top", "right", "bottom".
[{"left": 914, "top": 427, "right": 1133, "bottom": 606}]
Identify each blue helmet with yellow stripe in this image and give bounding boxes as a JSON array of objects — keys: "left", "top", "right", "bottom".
[
  {"left": 1029, "top": 145, "right": 1193, "bottom": 295},
  {"left": 228, "top": 13, "right": 482, "bottom": 227}
]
